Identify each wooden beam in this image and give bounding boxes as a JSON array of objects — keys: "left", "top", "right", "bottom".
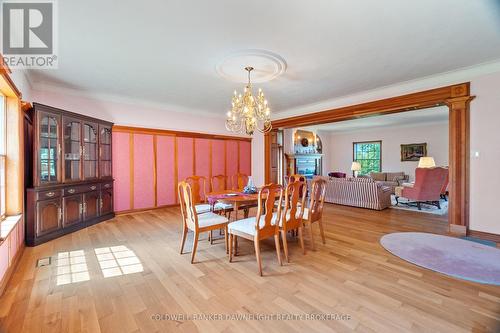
[
  {"left": 266, "top": 82, "right": 473, "bottom": 233},
  {"left": 113, "top": 125, "right": 251, "bottom": 142}
]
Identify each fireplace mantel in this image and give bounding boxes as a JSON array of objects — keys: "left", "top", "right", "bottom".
[{"left": 285, "top": 153, "right": 323, "bottom": 179}]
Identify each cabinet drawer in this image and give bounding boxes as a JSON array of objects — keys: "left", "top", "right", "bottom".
[
  {"left": 63, "top": 184, "right": 100, "bottom": 196},
  {"left": 37, "top": 189, "right": 62, "bottom": 200},
  {"left": 102, "top": 182, "right": 113, "bottom": 190}
]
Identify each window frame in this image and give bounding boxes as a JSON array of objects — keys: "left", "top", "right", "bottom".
[
  {"left": 0, "top": 93, "right": 6, "bottom": 220},
  {"left": 352, "top": 140, "right": 382, "bottom": 176}
]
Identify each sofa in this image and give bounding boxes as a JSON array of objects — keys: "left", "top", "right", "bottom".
[
  {"left": 368, "top": 172, "right": 409, "bottom": 193},
  {"left": 318, "top": 176, "right": 392, "bottom": 210}
]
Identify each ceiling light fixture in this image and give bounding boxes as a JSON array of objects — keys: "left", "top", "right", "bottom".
[{"left": 225, "top": 67, "right": 272, "bottom": 135}]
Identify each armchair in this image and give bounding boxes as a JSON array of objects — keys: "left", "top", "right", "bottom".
[{"left": 395, "top": 167, "right": 448, "bottom": 210}]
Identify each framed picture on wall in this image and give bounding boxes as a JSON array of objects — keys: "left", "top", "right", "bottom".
[{"left": 401, "top": 143, "right": 427, "bottom": 161}]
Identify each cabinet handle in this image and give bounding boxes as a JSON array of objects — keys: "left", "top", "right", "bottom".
[
  {"left": 46, "top": 191, "right": 55, "bottom": 197},
  {"left": 68, "top": 188, "right": 75, "bottom": 194},
  {"left": 104, "top": 184, "right": 110, "bottom": 188},
  {"left": 90, "top": 185, "right": 97, "bottom": 190}
]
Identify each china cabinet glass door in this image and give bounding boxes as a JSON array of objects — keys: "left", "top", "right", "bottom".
[
  {"left": 63, "top": 118, "right": 82, "bottom": 181},
  {"left": 39, "top": 112, "right": 60, "bottom": 184},
  {"left": 99, "top": 125, "right": 112, "bottom": 178},
  {"left": 83, "top": 122, "right": 98, "bottom": 179}
]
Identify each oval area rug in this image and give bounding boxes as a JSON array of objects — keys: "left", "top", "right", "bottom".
[{"left": 380, "top": 232, "right": 500, "bottom": 285}]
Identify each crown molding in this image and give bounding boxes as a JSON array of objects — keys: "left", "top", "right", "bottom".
[
  {"left": 273, "top": 59, "right": 500, "bottom": 119},
  {"left": 28, "top": 80, "right": 227, "bottom": 119}
]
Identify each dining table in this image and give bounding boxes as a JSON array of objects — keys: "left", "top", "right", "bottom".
[{"left": 206, "top": 190, "right": 261, "bottom": 221}]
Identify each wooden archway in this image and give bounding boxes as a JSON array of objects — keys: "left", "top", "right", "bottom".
[{"left": 264, "top": 83, "right": 474, "bottom": 235}]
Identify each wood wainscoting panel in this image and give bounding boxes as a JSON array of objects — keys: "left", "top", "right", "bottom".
[
  {"left": 225, "top": 140, "right": 239, "bottom": 181},
  {"left": 239, "top": 141, "right": 251, "bottom": 176},
  {"left": 112, "top": 131, "right": 131, "bottom": 212},
  {"left": 133, "top": 134, "right": 155, "bottom": 209},
  {"left": 112, "top": 126, "right": 252, "bottom": 213},
  {"left": 211, "top": 139, "right": 226, "bottom": 187},
  {"left": 194, "top": 138, "right": 211, "bottom": 180},
  {"left": 156, "top": 135, "right": 176, "bottom": 206},
  {"left": 176, "top": 137, "right": 194, "bottom": 185}
]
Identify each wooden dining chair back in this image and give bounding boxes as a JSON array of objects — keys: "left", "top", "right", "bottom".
[
  {"left": 280, "top": 180, "right": 307, "bottom": 261},
  {"left": 304, "top": 178, "right": 327, "bottom": 250},
  {"left": 232, "top": 173, "right": 249, "bottom": 190},
  {"left": 185, "top": 176, "right": 207, "bottom": 204},
  {"left": 227, "top": 183, "right": 283, "bottom": 276},
  {"left": 255, "top": 183, "right": 284, "bottom": 239},
  {"left": 178, "top": 181, "right": 199, "bottom": 231},
  {"left": 287, "top": 174, "right": 306, "bottom": 184},
  {"left": 178, "top": 181, "right": 229, "bottom": 263},
  {"left": 211, "top": 174, "right": 227, "bottom": 192}
]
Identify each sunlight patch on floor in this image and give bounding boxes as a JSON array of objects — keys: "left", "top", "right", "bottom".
[{"left": 94, "top": 246, "right": 144, "bottom": 278}]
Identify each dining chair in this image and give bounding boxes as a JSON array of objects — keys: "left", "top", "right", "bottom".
[
  {"left": 185, "top": 175, "right": 211, "bottom": 214},
  {"left": 211, "top": 174, "right": 227, "bottom": 191},
  {"left": 231, "top": 173, "right": 249, "bottom": 190},
  {"left": 227, "top": 183, "right": 283, "bottom": 276},
  {"left": 178, "top": 181, "right": 229, "bottom": 263},
  {"left": 302, "top": 178, "right": 327, "bottom": 250},
  {"left": 210, "top": 174, "right": 234, "bottom": 228},
  {"left": 279, "top": 180, "right": 307, "bottom": 262}
]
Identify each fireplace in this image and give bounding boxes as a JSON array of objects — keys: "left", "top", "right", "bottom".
[{"left": 285, "top": 153, "right": 323, "bottom": 179}]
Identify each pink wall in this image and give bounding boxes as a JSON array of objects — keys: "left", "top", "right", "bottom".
[
  {"left": 112, "top": 132, "right": 131, "bottom": 212},
  {"left": 0, "top": 217, "right": 24, "bottom": 288},
  {"left": 133, "top": 134, "right": 155, "bottom": 209},
  {"left": 177, "top": 137, "right": 194, "bottom": 185},
  {"left": 111, "top": 130, "right": 251, "bottom": 212},
  {"left": 156, "top": 136, "right": 176, "bottom": 206}
]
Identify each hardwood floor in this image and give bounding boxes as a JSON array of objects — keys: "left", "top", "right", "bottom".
[{"left": 1, "top": 204, "right": 499, "bottom": 332}]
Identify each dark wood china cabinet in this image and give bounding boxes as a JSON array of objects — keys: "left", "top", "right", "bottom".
[{"left": 26, "top": 103, "right": 115, "bottom": 246}]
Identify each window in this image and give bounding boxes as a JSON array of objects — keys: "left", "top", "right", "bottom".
[
  {"left": 0, "top": 93, "right": 5, "bottom": 219},
  {"left": 353, "top": 141, "right": 382, "bottom": 176}
]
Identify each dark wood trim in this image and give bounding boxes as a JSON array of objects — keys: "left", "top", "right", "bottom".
[
  {"left": 272, "top": 83, "right": 469, "bottom": 128},
  {"left": 113, "top": 125, "right": 252, "bottom": 142},
  {"left": 266, "top": 83, "right": 472, "bottom": 235},
  {"left": 468, "top": 230, "right": 500, "bottom": 246},
  {"left": 115, "top": 204, "right": 178, "bottom": 216}
]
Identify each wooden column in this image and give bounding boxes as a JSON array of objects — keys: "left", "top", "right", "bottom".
[{"left": 446, "top": 95, "right": 474, "bottom": 235}]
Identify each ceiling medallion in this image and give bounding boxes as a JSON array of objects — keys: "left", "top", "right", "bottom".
[
  {"left": 225, "top": 66, "right": 272, "bottom": 135},
  {"left": 215, "top": 49, "right": 287, "bottom": 83}
]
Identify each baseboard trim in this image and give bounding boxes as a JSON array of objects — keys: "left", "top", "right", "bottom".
[
  {"left": 449, "top": 224, "right": 467, "bottom": 236},
  {"left": 0, "top": 243, "right": 25, "bottom": 297},
  {"left": 468, "top": 229, "right": 500, "bottom": 245},
  {"left": 115, "top": 204, "right": 179, "bottom": 216}
]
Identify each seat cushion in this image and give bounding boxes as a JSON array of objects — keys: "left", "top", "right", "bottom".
[
  {"left": 195, "top": 204, "right": 211, "bottom": 214},
  {"left": 197, "top": 212, "right": 229, "bottom": 228},
  {"left": 228, "top": 216, "right": 277, "bottom": 235},
  {"left": 370, "top": 172, "right": 386, "bottom": 181},
  {"left": 214, "top": 202, "right": 233, "bottom": 210}
]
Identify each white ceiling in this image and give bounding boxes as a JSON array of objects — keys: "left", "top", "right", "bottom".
[
  {"left": 26, "top": 0, "right": 500, "bottom": 116},
  {"left": 304, "top": 106, "right": 449, "bottom": 133}
]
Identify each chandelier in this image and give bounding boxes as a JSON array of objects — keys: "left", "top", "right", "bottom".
[{"left": 225, "top": 67, "right": 272, "bottom": 135}]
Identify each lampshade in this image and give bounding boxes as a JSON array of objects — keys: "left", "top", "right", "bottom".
[
  {"left": 418, "top": 157, "right": 436, "bottom": 168},
  {"left": 351, "top": 161, "right": 361, "bottom": 171}
]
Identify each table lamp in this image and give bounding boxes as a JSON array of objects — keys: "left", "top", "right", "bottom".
[
  {"left": 418, "top": 157, "right": 436, "bottom": 168},
  {"left": 351, "top": 161, "right": 361, "bottom": 178}
]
